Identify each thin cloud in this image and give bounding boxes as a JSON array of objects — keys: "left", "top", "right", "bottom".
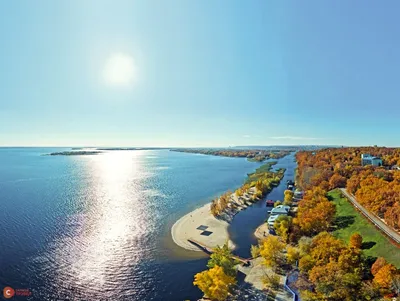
[
  {"left": 269, "top": 136, "right": 319, "bottom": 140},
  {"left": 243, "top": 135, "right": 251, "bottom": 138}
]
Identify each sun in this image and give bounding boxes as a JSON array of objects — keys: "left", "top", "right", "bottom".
[{"left": 102, "top": 53, "right": 137, "bottom": 87}]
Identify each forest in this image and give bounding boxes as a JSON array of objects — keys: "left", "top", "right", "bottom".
[
  {"left": 210, "top": 162, "right": 285, "bottom": 218},
  {"left": 296, "top": 147, "right": 400, "bottom": 230},
  {"left": 170, "top": 148, "right": 291, "bottom": 162}
]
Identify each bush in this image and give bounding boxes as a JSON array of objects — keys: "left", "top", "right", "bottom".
[
  {"left": 251, "top": 245, "right": 260, "bottom": 258},
  {"left": 263, "top": 272, "right": 281, "bottom": 289}
]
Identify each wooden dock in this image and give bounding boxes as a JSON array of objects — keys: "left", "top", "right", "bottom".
[{"left": 187, "top": 239, "right": 251, "bottom": 265}]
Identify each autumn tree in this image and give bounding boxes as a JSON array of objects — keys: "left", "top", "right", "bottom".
[
  {"left": 193, "top": 265, "right": 236, "bottom": 301},
  {"left": 284, "top": 190, "right": 294, "bottom": 206},
  {"left": 274, "top": 215, "right": 292, "bottom": 242},
  {"left": 349, "top": 233, "right": 363, "bottom": 249},
  {"left": 259, "top": 235, "right": 285, "bottom": 269},
  {"left": 392, "top": 274, "right": 400, "bottom": 296},
  {"left": 329, "top": 173, "right": 347, "bottom": 189},
  {"left": 250, "top": 245, "right": 260, "bottom": 258},
  {"left": 287, "top": 245, "right": 300, "bottom": 265},
  {"left": 373, "top": 263, "right": 397, "bottom": 289},
  {"left": 263, "top": 272, "right": 280, "bottom": 289},
  {"left": 371, "top": 257, "right": 388, "bottom": 276},
  {"left": 294, "top": 188, "right": 336, "bottom": 236},
  {"left": 298, "top": 236, "right": 312, "bottom": 256},
  {"left": 299, "top": 232, "right": 366, "bottom": 300},
  {"left": 308, "top": 260, "right": 362, "bottom": 300}
]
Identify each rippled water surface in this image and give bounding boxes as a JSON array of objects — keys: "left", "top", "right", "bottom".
[{"left": 0, "top": 148, "right": 265, "bottom": 301}]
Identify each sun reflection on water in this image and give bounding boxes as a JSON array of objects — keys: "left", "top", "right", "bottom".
[{"left": 49, "top": 151, "right": 153, "bottom": 298}]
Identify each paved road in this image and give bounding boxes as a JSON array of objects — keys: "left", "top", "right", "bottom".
[{"left": 339, "top": 188, "right": 400, "bottom": 244}]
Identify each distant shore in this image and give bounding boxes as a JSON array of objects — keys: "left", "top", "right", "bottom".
[{"left": 45, "top": 151, "right": 102, "bottom": 156}]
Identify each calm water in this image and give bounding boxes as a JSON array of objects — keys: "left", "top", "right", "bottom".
[
  {"left": 229, "top": 153, "right": 297, "bottom": 258},
  {"left": 0, "top": 148, "right": 273, "bottom": 301}
]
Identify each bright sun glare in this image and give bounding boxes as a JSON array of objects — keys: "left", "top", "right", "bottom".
[{"left": 103, "top": 53, "right": 137, "bottom": 87}]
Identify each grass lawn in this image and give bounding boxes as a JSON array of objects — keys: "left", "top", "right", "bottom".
[{"left": 329, "top": 189, "right": 400, "bottom": 268}]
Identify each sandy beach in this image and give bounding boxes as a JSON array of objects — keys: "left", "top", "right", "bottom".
[
  {"left": 254, "top": 222, "right": 270, "bottom": 240},
  {"left": 171, "top": 203, "right": 235, "bottom": 251},
  {"left": 171, "top": 187, "right": 261, "bottom": 251}
]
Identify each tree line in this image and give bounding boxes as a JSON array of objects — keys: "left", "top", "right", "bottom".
[
  {"left": 296, "top": 147, "right": 400, "bottom": 230},
  {"left": 171, "top": 148, "right": 291, "bottom": 162}
]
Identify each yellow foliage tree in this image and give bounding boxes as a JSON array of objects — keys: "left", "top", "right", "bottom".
[
  {"left": 193, "top": 265, "right": 236, "bottom": 301},
  {"left": 287, "top": 245, "right": 300, "bottom": 265},
  {"left": 349, "top": 233, "right": 363, "bottom": 249},
  {"left": 259, "top": 236, "right": 285, "bottom": 268},
  {"left": 284, "top": 190, "right": 294, "bottom": 205},
  {"left": 373, "top": 263, "right": 397, "bottom": 289}
]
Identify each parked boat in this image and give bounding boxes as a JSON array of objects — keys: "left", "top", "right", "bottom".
[{"left": 266, "top": 199, "right": 274, "bottom": 207}]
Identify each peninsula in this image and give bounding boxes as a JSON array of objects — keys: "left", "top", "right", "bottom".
[
  {"left": 170, "top": 148, "right": 290, "bottom": 162},
  {"left": 172, "top": 159, "right": 285, "bottom": 251}
]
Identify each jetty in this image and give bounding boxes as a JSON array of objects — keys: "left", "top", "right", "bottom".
[{"left": 187, "top": 238, "right": 251, "bottom": 265}]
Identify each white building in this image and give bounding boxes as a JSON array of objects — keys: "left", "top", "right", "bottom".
[
  {"left": 361, "top": 154, "right": 383, "bottom": 167},
  {"left": 269, "top": 205, "right": 290, "bottom": 216}
]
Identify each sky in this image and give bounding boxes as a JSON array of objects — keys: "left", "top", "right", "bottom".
[{"left": 1, "top": 1, "right": 400, "bottom": 147}]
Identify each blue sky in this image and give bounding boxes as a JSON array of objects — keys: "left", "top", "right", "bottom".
[{"left": 1, "top": 1, "right": 399, "bottom": 147}]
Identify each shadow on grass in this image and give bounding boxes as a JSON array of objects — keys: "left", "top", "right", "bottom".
[
  {"left": 362, "top": 241, "right": 376, "bottom": 250},
  {"left": 333, "top": 215, "right": 355, "bottom": 230}
]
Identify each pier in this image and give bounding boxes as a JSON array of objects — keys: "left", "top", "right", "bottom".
[{"left": 187, "top": 239, "right": 252, "bottom": 265}]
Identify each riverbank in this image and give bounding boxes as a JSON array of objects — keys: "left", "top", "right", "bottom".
[
  {"left": 172, "top": 188, "right": 260, "bottom": 251},
  {"left": 254, "top": 222, "right": 270, "bottom": 240},
  {"left": 172, "top": 158, "right": 287, "bottom": 252}
]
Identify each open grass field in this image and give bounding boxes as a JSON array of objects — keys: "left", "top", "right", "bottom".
[{"left": 329, "top": 189, "right": 400, "bottom": 268}]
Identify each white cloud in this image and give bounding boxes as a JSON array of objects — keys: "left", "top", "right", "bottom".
[
  {"left": 269, "top": 136, "right": 318, "bottom": 140},
  {"left": 103, "top": 53, "right": 137, "bottom": 87}
]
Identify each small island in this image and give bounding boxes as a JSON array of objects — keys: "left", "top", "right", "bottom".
[{"left": 46, "top": 151, "right": 102, "bottom": 156}]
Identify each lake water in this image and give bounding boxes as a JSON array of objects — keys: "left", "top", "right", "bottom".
[{"left": 0, "top": 148, "right": 287, "bottom": 301}]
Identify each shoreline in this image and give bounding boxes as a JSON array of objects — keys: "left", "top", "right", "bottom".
[
  {"left": 254, "top": 222, "right": 270, "bottom": 240},
  {"left": 171, "top": 158, "right": 287, "bottom": 252},
  {"left": 171, "top": 203, "right": 236, "bottom": 251}
]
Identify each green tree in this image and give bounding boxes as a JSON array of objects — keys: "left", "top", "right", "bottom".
[
  {"left": 250, "top": 245, "right": 260, "bottom": 258},
  {"left": 207, "top": 244, "right": 237, "bottom": 277}
]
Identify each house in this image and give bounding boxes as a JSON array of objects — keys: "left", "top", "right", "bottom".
[
  {"left": 269, "top": 205, "right": 290, "bottom": 216},
  {"left": 267, "top": 215, "right": 280, "bottom": 228},
  {"left": 361, "top": 154, "right": 383, "bottom": 167}
]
